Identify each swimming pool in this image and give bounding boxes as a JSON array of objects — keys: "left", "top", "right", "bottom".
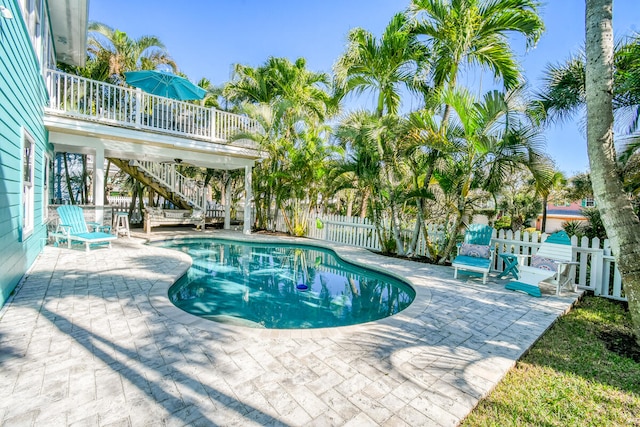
[{"left": 154, "top": 238, "right": 415, "bottom": 329}]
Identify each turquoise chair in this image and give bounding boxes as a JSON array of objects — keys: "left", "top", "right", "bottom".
[
  {"left": 53, "top": 205, "right": 117, "bottom": 252},
  {"left": 505, "top": 231, "right": 576, "bottom": 297},
  {"left": 451, "top": 224, "right": 495, "bottom": 284}
]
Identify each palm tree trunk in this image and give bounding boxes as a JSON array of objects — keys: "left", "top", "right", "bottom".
[
  {"left": 360, "top": 188, "right": 370, "bottom": 218},
  {"left": 390, "top": 202, "right": 405, "bottom": 256},
  {"left": 104, "top": 160, "right": 111, "bottom": 205},
  {"left": 128, "top": 182, "right": 138, "bottom": 218},
  {"left": 541, "top": 194, "right": 548, "bottom": 232},
  {"left": 137, "top": 185, "right": 145, "bottom": 220},
  {"left": 439, "top": 199, "right": 465, "bottom": 264},
  {"left": 81, "top": 155, "right": 88, "bottom": 204},
  {"left": 63, "top": 153, "right": 75, "bottom": 205},
  {"left": 586, "top": 0, "right": 640, "bottom": 344},
  {"left": 407, "top": 198, "right": 424, "bottom": 257},
  {"left": 346, "top": 192, "right": 354, "bottom": 217}
]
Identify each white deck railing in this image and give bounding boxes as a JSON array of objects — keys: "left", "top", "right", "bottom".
[
  {"left": 44, "top": 69, "right": 260, "bottom": 145},
  {"left": 274, "top": 213, "right": 626, "bottom": 301}
]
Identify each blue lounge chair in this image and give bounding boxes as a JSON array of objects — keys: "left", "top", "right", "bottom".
[
  {"left": 505, "top": 231, "right": 576, "bottom": 297},
  {"left": 53, "top": 205, "right": 117, "bottom": 252},
  {"left": 452, "top": 224, "right": 495, "bottom": 284}
]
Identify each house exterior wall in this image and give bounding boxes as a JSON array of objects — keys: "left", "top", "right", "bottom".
[
  {"left": 536, "top": 201, "right": 590, "bottom": 233},
  {"left": 0, "top": 1, "right": 53, "bottom": 306},
  {"left": 538, "top": 216, "right": 587, "bottom": 233}
]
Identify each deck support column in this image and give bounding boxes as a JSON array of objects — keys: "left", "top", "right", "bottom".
[
  {"left": 224, "top": 171, "right": 231, "bottom": 230},
  {"left": 93, "top": 145, "right": 105, "bottom": 225},
  {"left": 243, "top": 165, "right": 253, "bottom": 234}
]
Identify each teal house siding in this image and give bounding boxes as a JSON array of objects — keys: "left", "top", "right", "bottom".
[{"left": 0, "top": 0, "right": 52, "bottom": 306}]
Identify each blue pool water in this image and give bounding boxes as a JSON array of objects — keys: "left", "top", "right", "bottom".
[{"left": 153, "top": 239, "right": 415, "bottom": 329}]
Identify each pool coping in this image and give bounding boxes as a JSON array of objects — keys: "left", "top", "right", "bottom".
[{"left": 144, "top": 231, "right": 433, "bottom": 340}]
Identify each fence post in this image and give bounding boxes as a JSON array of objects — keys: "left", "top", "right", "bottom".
[
  {"left": 589, "top": 237, "right": 603, "bottom": 293},
  {"left": 600, "top": 240, "right": 612, "bottom": 297}
]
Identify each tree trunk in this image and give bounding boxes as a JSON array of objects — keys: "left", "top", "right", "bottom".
[
  {"left": 104, "top": 160, "right": 111, "bottom": 205},
  {"left": 541, "top": 194, "right": 548, "bottom": 232},
  {"left": 81, "top": 155, "right": 88, "bottom": 204},
  {"left": 439, "top": 200, "right": 465, "bottom": 264},
  {"left": 390, "top": 202, "right": 405, "bottom": 256},
  {"left": 137, "top": 185, "right": 145, "bottom": 220},
  {"left": 63, "top": 153, "right": 75, "bottom": 205},
  {"left": 128, "top": 182, "right": 138, "bottom": 218},
  {"left": 585, "top": 0, "right": 640, "bottom": 344},
  {"left": 360, "top": 188, "right": 370, "bottom": 218},
  {"left": 407, "top": 198, "right": 424, "bottom": 257}
]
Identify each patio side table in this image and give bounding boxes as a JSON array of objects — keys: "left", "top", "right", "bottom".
[
  {"left": 113, "top": 212, "right": 131, "bottom": 238},
  {"left": 497, "top": 253, "right": 519, "bottom": 279}
]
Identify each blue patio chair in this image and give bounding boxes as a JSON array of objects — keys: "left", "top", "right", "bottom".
[
  {"left": 505, "top": 231, "right": 576, "bottom": 297},
  {"left": 53, "top": 205, "right": 117, "bottom": 252},
  {"left": 451, "top": 224, "right": 495, "bottom": 284}
]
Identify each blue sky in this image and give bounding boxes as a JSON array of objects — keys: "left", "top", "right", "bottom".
[{"left": 89, "top": 0, "right": 640, "bottom": 176}]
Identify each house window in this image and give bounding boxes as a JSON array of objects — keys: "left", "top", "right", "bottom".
[
  {"left": 22, "top": 131, "right": 35, "bottom": 239},
  {"left": 583, "top": 198, "right": 596, "bottom": 208},
  {"left": 21, "top": 0, "right": 45, "bottom": 66}
]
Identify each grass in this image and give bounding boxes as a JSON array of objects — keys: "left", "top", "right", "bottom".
[{"left": 462, "top": 295, "right": 640, "bottom": 426}]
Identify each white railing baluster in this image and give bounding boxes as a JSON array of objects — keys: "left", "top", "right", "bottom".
[{"left": 44, "top": 69, "right": 259, "bottom": 147}]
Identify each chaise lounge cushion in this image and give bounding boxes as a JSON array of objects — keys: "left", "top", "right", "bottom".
[{"left": 531, "top": 255, "right": 558, "bottom": 271}]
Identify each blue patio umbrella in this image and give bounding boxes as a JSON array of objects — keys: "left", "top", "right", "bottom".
[{"left": 124, "top": 70, "right": 206, "bottom": 101}]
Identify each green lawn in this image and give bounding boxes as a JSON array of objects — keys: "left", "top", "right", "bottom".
[{"left": 462, "top": 295, "right": 640, "bottom": 426}]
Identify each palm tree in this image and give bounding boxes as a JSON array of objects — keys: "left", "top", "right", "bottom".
[
  {"left": 585, "top": 0, "right": 640, "bottom": 344},
  {"left": 407, "top": 0, "right": 544, "bottom": 122},
  {"left": 86, "top": 22, "right": 177, "bottom": 84},
  {"left": 225, "top": 57, "right": 334, "bottom": 124},
  {"left": 533, "top": 33, "right": 640, "bottom": 132},
  {"left": 531, "top": 168, "right": 566, "bottom": 232},
  {"left": 225, "top": 58, "right": 336, "bottom": 232},
  {"left": 230, "top": 101, "right": 291, "bottom": 230},
  {"left": 333, "top": 111, "right": 411, "bottom": 254},
  {"left": 195, "top": 78, "right": 225, "bottom": 109},
  {"left": 332, "top": 112, "right": 385, "bottom": 221},
  {"left": 334, "top": 12, "right": 430, "bottom": 117},
  {"left": 432, "top": 88, "right": 550, "bottom": 261}
]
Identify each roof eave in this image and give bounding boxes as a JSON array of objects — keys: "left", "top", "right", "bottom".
[{"left": 48, "top": 0, "right": 89, "bottom": 67}]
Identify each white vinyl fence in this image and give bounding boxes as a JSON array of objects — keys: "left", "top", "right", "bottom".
[{"left": 274, "top": 213, "right": 625, "bottom": 301}]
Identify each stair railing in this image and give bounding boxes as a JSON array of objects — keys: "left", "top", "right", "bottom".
[{"left": 131, "top": 160, "right": 206, "bottom": 211}]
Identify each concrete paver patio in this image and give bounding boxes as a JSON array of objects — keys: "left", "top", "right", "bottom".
[{"left": 0, "top": 230, "right": 581, "bottom": 426}]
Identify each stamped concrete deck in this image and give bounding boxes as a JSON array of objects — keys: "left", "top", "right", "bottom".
[{"left": 0, "top": 230, "right": 581, "bottom": 426}]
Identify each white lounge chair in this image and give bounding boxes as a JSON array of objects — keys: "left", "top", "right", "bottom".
[{"left": 505, "top": 231, "right": 577, "bottom": 297}]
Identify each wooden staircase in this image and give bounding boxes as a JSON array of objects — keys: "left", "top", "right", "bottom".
[{"left": 109, "top": 159, "right": 206, "bottom": 211}]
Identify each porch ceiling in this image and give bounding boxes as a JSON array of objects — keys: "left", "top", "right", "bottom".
[
  {"left": 45, "top": 116, "right": 262, "bottom": 170},
  {"left": 48, "top": 0, "right": 89, "bottom": 67}
]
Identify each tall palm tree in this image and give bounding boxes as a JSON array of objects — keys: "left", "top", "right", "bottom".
[
  {"left": 533, "top": 33, "right": 640, "bottom": 132},
  {"left": 334, "top": 13, "right": 430, "bottom": 117},
  {"left": 225, "top": 58, "right": 336, "bottom": 231},
  {"left": 332, "top": 111, "right": 385, "bottom": 220},
  {"left": 87, "top": 22, "right": 177, "bottom": 84},
  {"left": 585, "top": 0, "right": 640, "bottom": 344},
  {"left": 334, "top": 111, "right": 411, "bottom": 254},
  {"left": 531, "top": 168, "right": 566, "bottom": 232},
  {"left": 407, "top": 0, "right": 544, "bottom": 122},
  {"left": 230, "top": 101, "right": 291, "bottom": 230},
  {"left": 225, "top": 57, "right": 334, "bottom": 124},
  {"left": 433, "top": 88, "right": 550, "bottom": 261}
]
